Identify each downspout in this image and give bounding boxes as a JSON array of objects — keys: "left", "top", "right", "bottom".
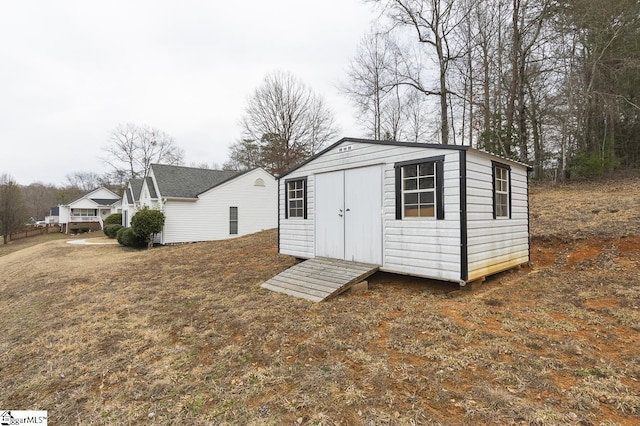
[{"left": 459, "top": 150, "right": 468, "bottom": 285}]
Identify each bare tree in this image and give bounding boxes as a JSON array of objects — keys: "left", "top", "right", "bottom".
[
  {"left": 230, "top": 70, "right": 339, "bottom": 175},
  {"left": 367, "top": 0, "right": 464, "bottom": 145},
  {"left": 0, "top": 174, "right": 27, "bottom": 244},
  {"left": 21, "top": 182, "right": 58, "bottom": 221},
  {"left": 65, "top": 171, "right": 103, "bottom": 192},
  {"left": 342, "top": 30, "right": 399, "bottom": 139},
  {"left": 102, "top": 123, "right": 184, "bottom": 180}
]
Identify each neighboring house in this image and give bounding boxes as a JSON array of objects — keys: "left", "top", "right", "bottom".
[
  {"left": 121, "top": 178, "right": 144, "bottom": 227},
  {"left": 45, "top": 206, "right": 59, "bottom": 225},
  {"left": 128, "top": 164, "right": 277, "bottom": 244},
  {"left": 58, "top": 187, "right": 122, "bottom": 234},
  {"left": 278, "top": 137, "right": 531, "bottom": 286}
]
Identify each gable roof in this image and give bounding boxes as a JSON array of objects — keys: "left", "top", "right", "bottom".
[
  {"left": 151, "top": 164, "right": 242, "bottom": 199},
  {"left": 90, "top": 198, "right": 120, "bottom": 206},
  {"left": 129, "top": 178, "right": 144, "bottom": 202},
  {"left": 144, "top": 177, "right": 158, "bottom": 198},
  {"left": 279, "top": 137, "right": 531, "bottom": 178},
  {"left": 64, "top": 187, "right": 121, "bottom": 206}
]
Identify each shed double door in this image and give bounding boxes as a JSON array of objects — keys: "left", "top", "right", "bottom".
[{"left": 315, "top": 165, "right": 382, "bottom": 265}]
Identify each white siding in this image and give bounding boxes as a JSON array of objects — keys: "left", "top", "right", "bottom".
[
  {"left": 161, "top": 168, "right": 277, "bottom": 244},
  {"left": 382, "top": 153, "right": 461, "bottom": 281},
  {"left": 279, "top": 175, "right": 315, "bottom": 258},
  {"left": 466, "top": 151, "right": 530, "bottom": 281},
  {"left": 279, "top": 141, "right": 463, "bottom": 282}
]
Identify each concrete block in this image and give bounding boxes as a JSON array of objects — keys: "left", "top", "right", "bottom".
[{"left": 350, "top": 280, "right": 369, "bottom": 293}]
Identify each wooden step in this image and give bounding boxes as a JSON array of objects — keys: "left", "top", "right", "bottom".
[{"left": 260, "top": 257, "right": 379, "bottom": 302}]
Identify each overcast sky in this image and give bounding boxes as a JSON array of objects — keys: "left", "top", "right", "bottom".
[{"left": 0, "top": 1, "right": 378, "bottom": 186}]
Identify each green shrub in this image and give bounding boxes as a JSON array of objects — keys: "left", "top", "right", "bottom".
[
  {"left": 116, "top": 227, "right": 146, "bottom": 248},
  {"left": 103, "top": 213, "right": 123, "bottom": 226},
  {"left": 104, "top": 224, "right": 124, "bottom": 238},
  {"left": 131, "top": 207, "right": 165, "bottom": 249}
]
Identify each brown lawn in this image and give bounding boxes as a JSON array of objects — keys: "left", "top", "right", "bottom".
[{"left": 0, "top": 175, "right": 639, "bottom": 425}]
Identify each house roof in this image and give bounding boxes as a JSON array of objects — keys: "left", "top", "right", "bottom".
[
  {"left": 129, "top": 178, "right": 144, "bottom": 202},
  {"left": 64, "top": 187, "right": 121, "bottom": 206},
  {"left": 279, "top": 137, "right": 532, "bottom": 178},
  {"left": 91, "top": 198, "right": 120, "bottom": 206},
  {"left": 151, "top": 164, "right": 242, "bottom": 199},
  {"left": 125, "top": 188, "right": 134, "bottom": 204},
  {"left": 145, "top": 177, "right": 158, "bottom": 198}
]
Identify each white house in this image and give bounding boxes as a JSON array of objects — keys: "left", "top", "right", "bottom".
[
  {"left": 121, "top": 178, "right": 145, "bottom": 227},
  {"left": 278, "top": 138, "right": 531, "bottom": 285},
  {"left": 58, "top": 187, "right": 122, "bottom": 234},
  {"left": 45, "top": 206, "right": 59, "bottom": 225},
  {"left": 132, "top": 164, "right": 277, "bottom": 244}
]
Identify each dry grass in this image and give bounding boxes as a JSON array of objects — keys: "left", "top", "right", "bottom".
[
  {"left": 1, "top": 176, "right": 639, "bottom": 425},
  {"left": 0, "top": 230, "right": 103, "bottom": 258}
]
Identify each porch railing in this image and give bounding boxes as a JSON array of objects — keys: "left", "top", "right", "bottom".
[{"left": 69, "top": 216, "right": 100, "bottom": 222}]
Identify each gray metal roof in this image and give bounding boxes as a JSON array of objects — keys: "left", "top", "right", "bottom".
[{"left": 151, "top": 164, "right": 242, "bottom": 198}]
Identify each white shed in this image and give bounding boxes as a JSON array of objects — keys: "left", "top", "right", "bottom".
[{"left": 278, "top": 138, "right": 531, "bottom": 285}]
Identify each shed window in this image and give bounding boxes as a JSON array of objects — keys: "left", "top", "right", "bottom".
[
  {"left": 285, "top": 178, "right": 307, "bottom": 219},
  {"left": 395, "top": 156, "right": 445, "bottom": 220},
  {"left": 492, "top": 162, "right": 511, "bottom": 218},
  {"left": 229, "top": 207, "right": 238, "bottom": 234}
]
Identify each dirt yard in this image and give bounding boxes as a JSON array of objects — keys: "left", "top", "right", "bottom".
[{"left": 0, "top": 175, "right": 638, "bottom": 425}]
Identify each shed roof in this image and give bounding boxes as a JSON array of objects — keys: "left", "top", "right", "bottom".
[
  {"left": 279, "top": 137, "right": 531, "bottom": 178},
  {"left": 151, "top": 164, "right": 242, "bottom": 199}
]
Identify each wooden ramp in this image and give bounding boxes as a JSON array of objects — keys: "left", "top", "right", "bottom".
[{"left": 261, "top": 257, "right": 379, "bottom": 302}]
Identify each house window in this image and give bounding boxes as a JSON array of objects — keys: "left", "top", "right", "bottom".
[
  {"left": 493, "top": 162, "right": 511, "bottom": 218},
  {"left": 285, "top": 178, "right": 307, "bottom": 219},
  {"left": 72, "top": 209, "right": 96, "bottom": 217},
  {"left": 229, "top": 207, "right": 238, "bottom": 235},
  {"left": 395, "top": 156, "right": 445, "bottom": 220}
]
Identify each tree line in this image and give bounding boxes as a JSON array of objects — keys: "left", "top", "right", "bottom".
[
  {"left": 343, "top": 0, "right": 640, "bottom": 179},
  {"left": 227, "top": 0, "right": 640, "bottom": 180}
]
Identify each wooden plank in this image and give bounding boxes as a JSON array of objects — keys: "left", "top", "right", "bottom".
[
  {"left": 264, "top": 277, "right": 330, "bottom": 299},
  {"left": 300, "top": 259, "right": 376, "bottom": 277},
  {"left": 314, "top": 257, "right": 378, "bottom": 270},
  {"left": 294, "top": 259, "right": 376, "bottom": 278},
  {"left": 283, "top": 265, "right": 348, "bottom": 285},
  {"left": 260, "top": 258, "right": 379, "bottom": 302},
  {"left": 267, "top": 274, "right": 338, "bottom": 294},
  {"left": 261, "top": 283, "right": 323, "bottom": 302},
  {"left": 287, "top": 264, "right": 361, "bottom": 284}
]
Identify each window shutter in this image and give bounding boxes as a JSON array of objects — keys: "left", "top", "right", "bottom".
[
  {"left": 303, "top": 179, "right": 308, "bottom": 219},
  {"left": 284, "top": 181, "right": 289, "bottom": 219},
  {"left": 508, "top": 169, "right": 512, "bottom": 219},
  {"left": 436, "top": 160, "right": 445, "bottom": 220},
  {"left": 491, "top": 165, "right": 497, "bottom": 219},
  {"left": 394, "top": 166, "right": 402, "bottom": 220}
]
